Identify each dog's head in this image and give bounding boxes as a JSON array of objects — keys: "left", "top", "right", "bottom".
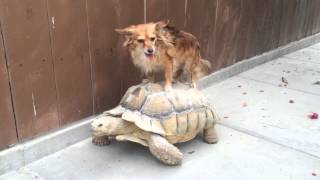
[{"left": 115, "top": 21, "right": 169, "bottom": 60}]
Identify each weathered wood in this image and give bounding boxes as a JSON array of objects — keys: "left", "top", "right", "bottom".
[
  {"left": 117, "top": 0, "right": 144, "bottom": 95},
  {"left": 86, "top": 0, "right": 122, "bottom": 114},
  {"left": 185, "top": 0, "right": 217, "bottom": 70},
  {"left": 167, "top": 0, "right": 186, "bottom": 30},
  {"left": 0, "top": 0, "right": 59, "bottom": 140},
  {"left": 0, "top": 23, "right": 17, "bottom": 149},
  {"left": 47, "top": 0, "right": 93, "bottom": 125},
  {"left": 146, "top": 0, "right": 167, "bottom": 22},
  {"left": 214, "top": 0, "right": 242, "bottom": 70}
]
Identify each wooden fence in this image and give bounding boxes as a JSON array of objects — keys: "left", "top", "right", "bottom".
[{"left": 0, "top": 0, "right": 320, "bottom": 150}]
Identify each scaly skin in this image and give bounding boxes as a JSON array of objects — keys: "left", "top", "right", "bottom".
[
  {"left": 147, "top": 134, "right": 183, "bottom": 166},
  {"left": 203, "top": 125, "right": 218, "bottom": 144}
]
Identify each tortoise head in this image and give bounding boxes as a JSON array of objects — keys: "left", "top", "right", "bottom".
[{"left": 91, "top": 115, "right": 135, "bottom": 136}]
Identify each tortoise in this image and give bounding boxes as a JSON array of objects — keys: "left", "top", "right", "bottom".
[{"left": 91, "top": 82, "right": 219, "bottom": 165}]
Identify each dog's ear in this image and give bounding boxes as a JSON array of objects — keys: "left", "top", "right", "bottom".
[
  {"left": 115, "top": 27, "right": 135, "bottom": 36},
  {"left": 155, "top": 20, "right": 169, "bottom": 31}
]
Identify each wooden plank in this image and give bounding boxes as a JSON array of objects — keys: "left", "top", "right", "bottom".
[
  {"left": 167, "top": 0, "right": 186, "bottom": 30},
  {"left": 295, "top": 0, "right": 308, "bottom": 40},
  {"left": 255, "top": 0, "right": 275, "bottom": 54},
  {"left": 312, "top": 0, "right": 320, "bottom": 34},
  {"left": 0, "top": 0, "right": 59, "bottom": 140},
  {"left": 146, "top": 0, "right": 167, "bottom": 22},
  {"left": 242, "top": 0, "right": 257, "bottom": 59},
  {"left": 0, "top": 23, "right": 17, "bottom": 149},
  {"left": 303, "top": 0, "right": 314, "bottom": 38},
  {"left": 214, "top": 0, "right": 242, "bottom": 70},
  {"left": 278, "top": 0, "right": 297, "bottom": 46},
  {"left": 118, "top": 0, "right": 144, "bottom": 94},
  {"left": 86, "top": 0, "right": 122, "bottom": 114},
  {"left": 185, "top": 0, "right": 217, "bottom": 69},
  {"left": 47, "top": 0, "right": 93, "bottom": 125},
  {"left": 270, "top": 0, "right": 282, "bottom": 50}
]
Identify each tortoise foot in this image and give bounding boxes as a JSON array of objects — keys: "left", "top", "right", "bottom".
[
  {"left": 148, "top": 134, "right": 183, "bottom": 166},
  {"left": 203, "top": 127, "right": 218, "bottom": 144},
  {"left": 92, "top": 136, "right": 110, "bottom": 146}
]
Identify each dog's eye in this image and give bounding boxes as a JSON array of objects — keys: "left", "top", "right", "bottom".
[
  {"left": 150, "top": 37, "right": 156, "bottom": 42},
  {"left": 137, "top": 39, "right": 144, "bottom": 43}
]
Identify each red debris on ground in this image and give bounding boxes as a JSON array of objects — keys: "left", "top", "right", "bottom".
[{"left": 309, "top": 112, "right": 319, "bottom": 120}]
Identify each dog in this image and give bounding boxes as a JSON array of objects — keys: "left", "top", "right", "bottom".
[{"left": 116, "top": 21, "right": 211, "bottom": 90}]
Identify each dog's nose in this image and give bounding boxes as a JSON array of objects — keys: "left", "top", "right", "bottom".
[{"left": 147, "top": 48, "right": 154, "bottom": 53}]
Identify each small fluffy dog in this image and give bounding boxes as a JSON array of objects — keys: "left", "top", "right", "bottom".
[{"left": 116, "top": 21, "right": 211, "bottom": 90}]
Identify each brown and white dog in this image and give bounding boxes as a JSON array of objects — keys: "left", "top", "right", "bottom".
[{"left": 116, "top": 21, "right": 211, "bottom": 90}]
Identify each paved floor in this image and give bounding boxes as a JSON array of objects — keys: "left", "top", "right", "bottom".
[{"left": 1, "top": 44, "right": 320, "bottom": 180}]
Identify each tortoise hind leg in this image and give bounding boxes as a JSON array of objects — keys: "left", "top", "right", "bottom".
[
  {"left": 147, "top": 134, "right": 183, "bottom": 165},
  {"left": 203, "top": 124, "right": 218, "bottom": 144}
]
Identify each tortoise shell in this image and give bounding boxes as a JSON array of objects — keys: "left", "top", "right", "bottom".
[{"left": 106, "top": 82, "right": 217, "bottom": 142}]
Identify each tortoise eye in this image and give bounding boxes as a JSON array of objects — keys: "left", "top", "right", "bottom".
[
  {"left": 150, "top": 37, "right": 156, "bottom": 42},
  {"left": 137, "top": 39, "right": 144, "bottom": 43}
]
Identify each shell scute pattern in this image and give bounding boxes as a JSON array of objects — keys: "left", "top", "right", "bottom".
[{"left": 118, "top": 83, "right": 215, "bottom": 136}]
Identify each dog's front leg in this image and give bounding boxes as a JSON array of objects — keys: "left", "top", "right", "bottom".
[{"left": 164, "top": 55, "right": 173, "bottom": 91}]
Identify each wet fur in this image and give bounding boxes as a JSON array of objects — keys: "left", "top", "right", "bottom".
[{"left": 116, "top": 22, "right": 211, "bottom": 89}]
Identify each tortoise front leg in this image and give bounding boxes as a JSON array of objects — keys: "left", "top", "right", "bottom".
[
  {"left": 147, "top": 134, "right": 183, "bottom": 165},
  {"left": 92, "top": 135, "right": 110, "bottom": 146}
]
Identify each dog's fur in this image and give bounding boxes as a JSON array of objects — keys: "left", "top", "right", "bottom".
[{"left": 116, "top": 22, "right": 211, "bottom": 90}]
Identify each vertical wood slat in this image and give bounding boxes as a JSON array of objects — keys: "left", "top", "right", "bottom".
[
  {"left": 312, "top": 0, "right": 320, "bottom": 35},
  {"left": 303, "top": 0, "right": 314, "bottom": 38},
  {"left": 146, "top": 0, "right": 167, "bottom": 22},
  {"left": 269, "top": 0, "right": 282, "bottom": 50},
  {"left": 0, "top": 23, "right": 17, "bottom": 149},
  {"left": 86, "top": 0, "right": 122, "bottom": 114},
  {"left": 47, "top": 0, "right": 93, "bottom": 125},
  {"left": 255, "top": 0, "right": 275, "bottom": 54},
  {"left": 167, "top": 0, "right": 186, "bottom": 30},
  {"left": 279, "top": 0, "right": 297, "bottom": 46},
  {"left": 118, "top": 0, "right": 144, "bottom": 95},
  {"left": 185, "top": 0, "right": 217, "bottom": 68},
  {"left": 0, "top": 0, "right": 59, "bottom": 140},
  {"left": 214, "top": 0, "right": 242, "bottom": 70},
  {"left": 242, "top": 0, "right": 258, "bottom": 59}
]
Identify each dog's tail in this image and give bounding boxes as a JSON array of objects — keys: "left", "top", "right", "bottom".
[{"left": 194, "top": 59, "right": 212, "bottom": 79}]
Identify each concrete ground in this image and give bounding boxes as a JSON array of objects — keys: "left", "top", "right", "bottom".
[{"left": 1, "top": 43, "right": 320, "bottom": 180}]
